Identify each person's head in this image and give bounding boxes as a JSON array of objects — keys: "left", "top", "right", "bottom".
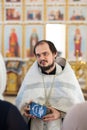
[{"left": 33, "top": 40, "right": 58, "bottom": 72}]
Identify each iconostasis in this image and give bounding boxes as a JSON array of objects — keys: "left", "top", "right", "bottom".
[
  {"left": 0, "top": 0, "right": 87, "bottom": 60},
  {"left": 0, "top": 0, "right": 87, "bottom": 95}
]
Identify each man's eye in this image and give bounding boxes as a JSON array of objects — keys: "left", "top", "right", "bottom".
[
  {"left": 44, "top": 52, "right": 49, "bottom": 56},
  {"left": 36, "top": 54, "right": 40, "bottom": 58}
]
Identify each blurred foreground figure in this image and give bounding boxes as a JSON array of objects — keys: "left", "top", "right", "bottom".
[
  {"left": 0, "top": 53, "right": 7, "bottom": 99},
  {"left": 0, "top": 100, "right": 29, "bottom": 130},
  {"left": 0, "top": 53, "right": 28, "bottom": 130},
  {"left": 61, "top": 102, "right": 87, "bottom": 130}
]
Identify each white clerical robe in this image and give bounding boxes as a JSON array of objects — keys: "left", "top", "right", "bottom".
[{"left": 16, "top": 59, "right": 84, "bottom": 130}]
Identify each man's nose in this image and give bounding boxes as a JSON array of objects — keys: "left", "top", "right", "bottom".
[{"left": 39, "top": 54, "right": 45, "bottom": 60}]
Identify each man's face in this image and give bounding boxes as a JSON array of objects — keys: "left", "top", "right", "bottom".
[{"left": 35, "top": 42, "right": 57, "bottom": 71}]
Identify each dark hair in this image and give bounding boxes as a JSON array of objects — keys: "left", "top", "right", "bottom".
[{"left": 33, "top": 40, "right": 58, "bottom": 55}]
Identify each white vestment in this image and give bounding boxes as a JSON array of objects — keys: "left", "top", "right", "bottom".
[{"left": 16, "top": 59, "right": 84, "bottom": 130}]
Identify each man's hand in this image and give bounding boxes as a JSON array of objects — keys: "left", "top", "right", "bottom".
[
  {"left": 23, "top": 102, "right": 36, "bottom": 119},
  {"left": 42, "top": 107, "right": 61, "bottom": 121}
]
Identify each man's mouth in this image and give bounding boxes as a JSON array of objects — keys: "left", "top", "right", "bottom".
[{"left": 40, "top": 60, "right": 47, "bottom": 65}]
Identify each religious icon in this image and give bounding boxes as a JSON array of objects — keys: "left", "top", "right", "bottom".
[
  {"left": 5, "top": 8, "right": 21, "bottom": 21},
  {"left": 4, "top": 25, "right": 22, "bottom": 58},
  {"left": 29, "top": 28, "right": 38, "bottom": 57},
  {"left": 70, "top": 10, "right": 85, "bottom": 21},
  {"left": 8, "top": 28, "right": 20, "bottom": 57},
  {"left": 4, "top": 60, "right": 24, "bottom": 95},
  {"left": 6, "top": 72, "right": 19, "bottom": 93},
  {"left": 74, "top": 28, "right": 82, "bottom": 57},
  {"left": 25, "top": 25, "right": 44, "bottom": 58},
  {"left": 27, "top": 10, "right": 41, "bottom": 20},
  {"left": 26, "top": 6, "right": 43, "bottom": 22},
  {"left": 48, "top": 10, "right": 64, "bottom": 20},
  {"left": 47, "top": 6, "right": 65, "bottom": 21},
  {"left": 68, "top": 25, "right": 87, "bottom": 61}
]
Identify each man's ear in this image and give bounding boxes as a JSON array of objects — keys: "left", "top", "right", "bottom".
[{"left": 54, "top": 52, "right": 58, "bottom": 59}]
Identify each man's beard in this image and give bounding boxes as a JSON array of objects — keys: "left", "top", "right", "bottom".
[{"left": 38, "top": 61, "right": 55, "bottom": 72}]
